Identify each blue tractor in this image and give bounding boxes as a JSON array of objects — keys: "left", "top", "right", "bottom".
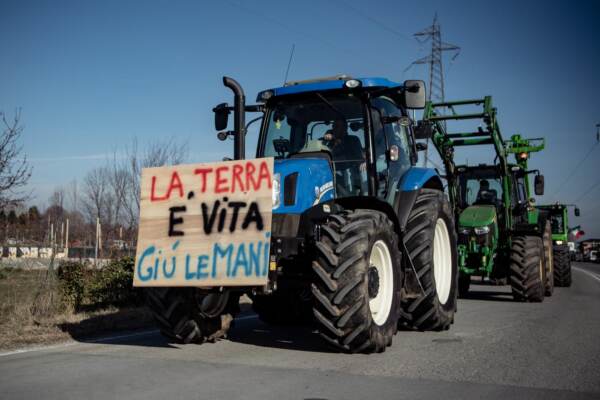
[{"left": 146, "top": 75, "right": 459, "bottom": 353}]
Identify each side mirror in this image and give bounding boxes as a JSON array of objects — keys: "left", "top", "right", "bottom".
[
  {"left": 402, "top": 80, "right": 426, "bottom": 109},
  {"left": 534, "top": 174, "right": 544, "bottom": 196},
  {"left": 213, "top": 103, "right": 230, "bottom": 131},
  {"left": 575, "top": 207, "right": 581, "bottom": 217},
  {"left": 414, "top": 120, "right": 434, "bottom": 139}
]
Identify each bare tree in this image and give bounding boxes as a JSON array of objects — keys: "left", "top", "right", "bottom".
[
  {"left": 81, "top": 166, "right": 112, "bottom": 226},
  {"left": 120, "top": 137, "right": 188, "bottom": 230},
  {"left": 0, "top": 110, "right": 32, "bottom": 206}
]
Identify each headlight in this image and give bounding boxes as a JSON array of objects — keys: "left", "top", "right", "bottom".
[
  {"left": 474, "top": 226, "right": 490, "bottom": 235},
  {"left": 459, "top": 227, "right": 471, "bottom": 235},
  {"left": 555, "top": 240, "right": 563, "bottom": 245},
  {"left": 345, "top": 79, "right": 361, "bottom": 88},
  {"left": 272, "top": 173, "right": 280, "bottom": 209}
]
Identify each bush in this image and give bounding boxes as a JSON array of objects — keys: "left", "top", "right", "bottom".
[
  {"left": 87, "top": 257, "right": 142, "bottom": 307},
  {"left": 57, "top": 261, "right": 87, "bottom": 310}
]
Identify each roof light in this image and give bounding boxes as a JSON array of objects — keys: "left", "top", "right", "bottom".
[
  {"left": 260, "top": 90, "right": 274, "bottom": 101},
  {"left": 518, "top": 152, "right": 528, "bottom": 160},
  {"left": 345, "top": 79, "right": 361, "bottom": 88}
]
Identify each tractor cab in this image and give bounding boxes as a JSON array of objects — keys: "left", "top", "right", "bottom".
[
  {"left": 454, "top": 164, "right": 501, "bottom": 275},
  {"left": 254, "top": 76, "right": 425, "bottom": 209}
]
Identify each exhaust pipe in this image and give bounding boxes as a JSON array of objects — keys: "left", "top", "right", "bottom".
[{"left": 223, "top": 76, "right": 246, "bottom": 160}]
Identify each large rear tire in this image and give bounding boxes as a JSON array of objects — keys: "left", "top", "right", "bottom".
[
  {"left": 542, "top": 221, "right": 554, "bottom": 296},
  {"left": 312, "top": 209, "right": 401, "bottom": 353},
  {"left": 145, "top": 288, "right": 239, "bottom": 344},
  {"left": 400, "top": 189, "right": 458, "bottom": 331},
  {"left": 553, "top": 244, "right": 572, "bottom": 287},
  {"left": 509, "top": 236, "right": 545, "bottom": 302}
]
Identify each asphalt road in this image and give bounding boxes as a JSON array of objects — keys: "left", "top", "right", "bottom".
[{"left": 2, "top": 262, "right": 600, "bottom": 400}]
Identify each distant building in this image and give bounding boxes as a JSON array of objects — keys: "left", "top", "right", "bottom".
[{"left": 578, "top": 239, "right": 600, "bottom": 260}]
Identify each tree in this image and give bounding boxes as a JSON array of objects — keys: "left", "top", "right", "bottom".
[
  {"left": 119, "top": 138, "right": 188, "bottom": 231},
  {"left": 0, "top": 110, "right": 32, "bottom": 206}
]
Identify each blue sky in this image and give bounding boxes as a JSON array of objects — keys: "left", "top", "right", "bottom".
[{"left": 1, "top": 0, "right": 599, "bottom": 236}]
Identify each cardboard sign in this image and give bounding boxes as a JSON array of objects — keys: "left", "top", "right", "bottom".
[{"left": 133, "top": 158, "right": 274, "bottom": 287}]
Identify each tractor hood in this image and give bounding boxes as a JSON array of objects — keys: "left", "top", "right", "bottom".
[
  {"left": 273, "top": 158, "right": 334, "bottom": 214},
  {"left": 459, "top": 205, "right": 497, "bottom": 227}
]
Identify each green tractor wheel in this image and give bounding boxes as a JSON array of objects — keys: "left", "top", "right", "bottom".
[
  {"left": 509, "top": 236, "right": 545, "bottom": 302},
  {"left": 542, "top": 221, "right": 554, "bottom": 296},
  {"left": 553, "top": 244, "right": 572, "bottom": 287}
]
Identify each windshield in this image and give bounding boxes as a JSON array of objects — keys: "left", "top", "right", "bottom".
[
  {"left": 261, "top": 93, "right": 368, "bottom": 196},
  {"left": 457, "top": 169, "right": 503, "bottom": 209},
  {"left": 550, "top": 213, "right": 564, "bottom": 234},
  {"left": 262, "top": 94, "right": 365, "bottom": 158}
]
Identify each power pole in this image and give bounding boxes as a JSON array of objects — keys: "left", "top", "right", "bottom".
[{"left": 408, "top": 13, "right": 460, "bottom": 166}]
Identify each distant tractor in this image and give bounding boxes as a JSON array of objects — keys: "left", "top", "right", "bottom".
[
  {"left": 142, "top": 75, "right": 459, "bottom": 353},
  {"left": 537, "top": 204, "right": 580, "bottom": 286},
  {"left": 420, "top": 97, "right": 553, "bottom": 301}
]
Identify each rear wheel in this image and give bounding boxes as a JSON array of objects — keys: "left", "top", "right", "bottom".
[
  {"left": 509, "top": 236, "right": 545, "bottom": 302},
  {"left": 145, "top": 288, "right": 239, "bottom": 344},
  {"left": 553, "top": 244, "right": 572, "bottom": 287},
  {"left": 312, "top": 209, "right": 401, "bottom": 353},
  {"left": 542, "top": 221, "right": 554, "bottom": 296},
  {"left": 400, "top": 189, "right": 458, "bottom": 331}
]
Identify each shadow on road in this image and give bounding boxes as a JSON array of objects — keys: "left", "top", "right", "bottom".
[
  {"left": 228, "top": 316, "right": 335, "bottom": 354},
  {"left": 59, "top": 308, "right": 175, "bottom": 348},
  {"left": 460, "top": 290, "right": 515, "bottom": 302},
  {"left": 61, "top": 303, "right": 334, "bottom": 352}
]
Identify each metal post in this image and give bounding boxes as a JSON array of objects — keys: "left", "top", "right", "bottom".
[{"left": 223, "top": 77, "right": 246, "bottom": 160}]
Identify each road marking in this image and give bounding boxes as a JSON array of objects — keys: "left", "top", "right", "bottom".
[
  {"left": 0, "top": 329, "right": 159, "bottom": 358},
  {"left": 573, "top": 266, "right": 600, "bottom": 284},
  {"left": 0, "top": 315, "right": 258, "bottom": 358}
]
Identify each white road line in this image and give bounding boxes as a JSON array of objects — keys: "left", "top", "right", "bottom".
[
  {"left": 573, "top": 266, "right": 600, "bottom": 284},
  {"left": 0, "top": 315, "right": 259, "bottom": 358},
  {"left": 0, "top": 329, "right": 159, "bottom": 358}
]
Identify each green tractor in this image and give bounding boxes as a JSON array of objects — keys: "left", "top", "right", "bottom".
[
  {"left": 537, "top": 203, "right": 580, "bottom": 286},
  {"left": 419, "top": 97, "right": 554, "bottom": 301}
]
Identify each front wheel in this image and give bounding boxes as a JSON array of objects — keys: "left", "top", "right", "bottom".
[
  {"left": 312, "top": 209, "right": 401, "bottom": 353},
  {"left": 145, "top": 288, "right": 239, "bottom": 344},
  {"left": 553, "top": 244, "right": 572, "bottom": 287},
  {"left": 509, "top": 236, "right": 545, "bottom": 302},
  {"left": 400, "top": 189, "right": 459, "bottom": 331},
  {"left": 542, "top": 221, "right": 554, "bottom": 296}
]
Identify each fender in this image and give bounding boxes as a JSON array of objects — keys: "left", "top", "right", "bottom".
[{"left": 395, "top": 167, "right": 444, "bottom": 232}]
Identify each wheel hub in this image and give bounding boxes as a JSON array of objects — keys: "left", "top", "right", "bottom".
[{"left": 368, "top": 266, "right": 380, "bottom": 299}]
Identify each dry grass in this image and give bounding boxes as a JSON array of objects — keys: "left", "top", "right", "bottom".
[{"left": 0, "top": 267, "right": 153, "bottom": 351}]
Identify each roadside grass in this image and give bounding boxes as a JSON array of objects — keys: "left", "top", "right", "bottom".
[{"left": 0, "top": 261, "right": 153, "bottom": 351}]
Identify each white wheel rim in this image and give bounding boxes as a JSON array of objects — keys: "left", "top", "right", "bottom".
[
  {"left": 368, "top": 240, "right": 394, "bottom": 326},
  {"left": 433, "top": 218, "right": 452, "bottom": 305}
]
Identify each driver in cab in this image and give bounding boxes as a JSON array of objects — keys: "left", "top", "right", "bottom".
[{"left": 323, "top": 118, "right": 364, "bottom": 171}]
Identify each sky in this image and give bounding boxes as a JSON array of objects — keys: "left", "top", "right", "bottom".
[{"left": 1, "top": 0, "right": 599, "bottom": 237}]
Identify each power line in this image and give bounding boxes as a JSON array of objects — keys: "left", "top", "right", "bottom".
[
  {"left": 574, "top": 179, "right": 600, "bottom": 204},
  {"left": 334, "top": 0, "right": 414, "bottom": 43},
  {"left": 553, "top": 142, "right": 598, "bottom": 199},
  {"left": 224, "top": 0, "right": 360, "bottom": 58}
]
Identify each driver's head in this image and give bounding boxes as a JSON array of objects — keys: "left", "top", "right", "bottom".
[
  {"left": 332, "top": 119, "right": 348, "bottom": 139},
  {"left": 480, "top": 180, "right": 490, "bottom": 190}
]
